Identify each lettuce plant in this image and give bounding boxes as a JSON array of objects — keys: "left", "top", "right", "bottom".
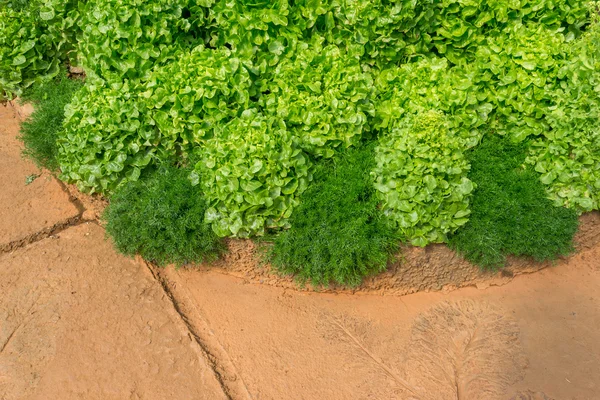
[
  {"left": 375, "top": 57, "right": 487, "bottom": 149},
  {"left": 142, "top": 46, "right": 252, "bottom": 158},
  {"left": 473, "top": 22, "right": 571, "bottom": 141},
  {"left": 208, "top": 0, "right": 295, "bottom": 63},
  {"left": 194, "top": 110, "right": 313, "bottom": 237},
  {"left": 373, "top": 111, "right": 474, "bottom": 247},
  {"left": 288, "top": 0, "right": 435, "bottom": 65},
  {"left": 57, "top": 81, "right": 162, "bottom": 194},
  {"left": 527, "top": 21, "right": 600, "bottom": 212},
  {"left": 11, "top": 0, "right": 598, "bottom": 260},
  {"left": 426, "top": 0, "right": 587, "bottom": 64},
  {"left": 0, "top": 0, "right": 80, "bottom": 99},
  {"left": 290, "top": 0, "right": 588, "bottom": 67},
  {"left": 261, "top": 42, "right": 375, "bottom": 158},
  {"left": 75, "top": 0, "right": 212, "bottom": 84}
]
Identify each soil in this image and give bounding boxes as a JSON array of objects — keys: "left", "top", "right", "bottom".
[
  {"left": 190, "top": 210, "right": 600, "bottom": 297},
  {"left": 0, "top": 104, "right": 80, "bottom": 251},
  {"left": 0, "top": 224, "right": 226, "bottom": 400},
  {"left": 161, "top": 242, "right": 600, "bottom": 400},
  {"left": 1, "top": 101, "right": 600, "bottom": 400},
  {"left": 0, "top": 103, "right": 227, "bottom": 399}
]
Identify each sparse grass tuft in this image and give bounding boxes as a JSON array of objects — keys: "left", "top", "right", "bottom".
[
  {"left": 19, "top": 71, "right": 82, "bottom": 171},
  {"left": 449, "top": 134, "right": 579, "bottom": 269},
  {"left": 267, "top": 145, "right": 400, "bottom": 287},
  {"left": 104, "top": 165, "right": 225, "bottom": 266}
]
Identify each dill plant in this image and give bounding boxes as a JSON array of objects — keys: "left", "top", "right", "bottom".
[
  {"left": 268, "top": 145, "right": 400, "bottom": 287},
  {"left": 18, "top": 72, "right": 82, "bottom": 171},
  {"left": 449, "top": 135, "right": 579, "bottom": 268},
  {"left": 104, "top": 165, "right": 224, "bottom": 266}
]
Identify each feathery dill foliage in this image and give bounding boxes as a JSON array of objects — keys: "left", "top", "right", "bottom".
[
  {"left": 104, "top": 165, "right": 224, "bottom": 266},
  {"left": 19, "top": 72, "right": 82, "bottom": 171},
  {"left": 268, "top": 145, "right": 400, "bottom": 287},
  {"left": 449, "top": 135, "right": 578, "bottom": 269}
]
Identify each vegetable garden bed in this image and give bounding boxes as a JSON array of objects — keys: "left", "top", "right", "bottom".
[
  {"left": 2, "top": 0, "right": 600, "bottom": 287},
  {"left": 174, "top": 211, "right": 600, "bottom": 295}
]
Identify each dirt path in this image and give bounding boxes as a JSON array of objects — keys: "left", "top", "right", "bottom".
[
  {"left": 161, "top": 243, "right": 600, "bottom": 400},
  {"left": 0, "top": 104, "right": 80, "bottom": 252},
  {"left": 1, "top": 102, "right": 600, "bottom": 400}
]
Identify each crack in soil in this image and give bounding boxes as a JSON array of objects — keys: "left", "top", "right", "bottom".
[
  {"left": 0, "top": 323, "right": 20, "bottom": 355},
  {"left": 0, "top": 172, "right": 94, "bottom": 255},
  {"left": 55, "top": 178, "right": 87, "bottom": 216},
  {"left": 0, "top": 215, "right": 90, "bottom": 254},
  {"left": 144, "top": 261, "right": 253, "bottom": 400},
  {"left": 2, "top": 160, "right": 246, "bottom": 399}
]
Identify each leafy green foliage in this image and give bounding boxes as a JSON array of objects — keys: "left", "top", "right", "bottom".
[
  {"left": 208, "top": 0, "right": 294, "bottom": 62},
  {"left": 374, "top": 21, "right": 573, "bottom": 143},
  {"left": 194, "top": 110, "right": 313, "bottom": 237},
  {"left": 373, "top": 111, "right": 474, "bottom": 247},
  {"left": 527, "top": 20, "right": 600, "bottom": 212},
  {"left": 268, "top": 145, "right": 399, "bottom": 287},
  {"left": 104, "top": 165, "right": 224, "bottom": 266},
  {"left": 76, "top": 0, "right": 211, "bottom": 83},
  {"left": 449, "top": 135, "right": 579, "bottom": 268},
  {"left": 0, "top": 0, "right": 81, "bottom": 99},
  {"left": 1, "top": 0, "right": 29, "bottom": 11},
  {"left": 7, "top": 0, "right": 598, "bottom": 276},
  {"left": 472, "top": 22, "right": 570, "bottom": 141},
  {"left": 261, "top": 42, "right": 375, "bottom": 158},
  {"left": 289, "top": 0, "right": 588, "bottom": 66},
  {"left": 0, "top": 6, "right": 56, "bottom": 99},
  {"left": 292, "top": 0, "right": 434, "bottom": 64},
  {"left": 424, "top": 0, "right": 587, "bottom": 65},
  {"left": 143, "top": 46, "right": 252, "bottom": 158},
  {"left": 367, "top": 11, "right": 597, "bottom": 247},
  {"left": 57, "top": 80, "right": 161, "bottom": 194},
  {"left": 18, "top": 71, "right": 82, "bottom": 170},
  {"left": 374, "top": 57, "right": 487, "bottom": 149},
  {"left": 57, "top": 46, "right": 253, "bottom": 195}
]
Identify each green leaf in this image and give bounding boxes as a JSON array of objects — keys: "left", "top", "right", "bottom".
[
  {"left": 106, "top": 160, "right": 124, "bottom": 172},
  {"left": 456, "top": 178, "right": 474, "bottom": 195},
  {"left": 268, "top": 40, "right": 285, "bottom": 55},
  {"left": 13, "top": 55, "right": 27, "bottom": 66},
  {"left": 241, "top": 180, "right": 263, "bottom": 192},
  {"left": 39, "top": 7, "right": 56, "bottom": 21}
]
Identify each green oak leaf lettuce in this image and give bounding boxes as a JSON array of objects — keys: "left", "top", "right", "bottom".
[
  {"left": 527, "top": 20, "right": 600, "bottom": 212},
  {"left": 474, "top": 22, "right": 571, "bottom": 141},
  {"left": 374, "top": 57, "right": 487, "bottom": 149},
  {"left": 57, "top": 81, "right": 164, "bottom": 194},
  {"left": 143, "top": 46, "right": 252, "bottom": 158},
  {"left": 0, "top": 0, "right": 80, "bottom": 99},
  {"left": 76, "top": 0, "right": 212, "bottom": 84},
  {"left": 194, "top": 110, "right": 313, "bottom": 237},
  {"left": 261, "top": 42, "right": 375, "bottom": 158},
  {"left": 373, "top": 111, "right": 474, "bottom": 247}
]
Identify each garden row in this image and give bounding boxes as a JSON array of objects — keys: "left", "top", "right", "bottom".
[{"left": 2, "top": 0, "right": 599, "bottom": 285}]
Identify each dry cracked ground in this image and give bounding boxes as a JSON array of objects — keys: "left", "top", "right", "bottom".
[{"left": 1, "top": 102, "right": 600, "bottom": 400}]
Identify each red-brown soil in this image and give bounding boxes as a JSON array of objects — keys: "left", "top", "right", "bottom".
[
  {"left": 162, "top": 241, "right": 600, "bottom": 399},
  {"left": 0, "top": 104, "right": 80, "bottom": 251},
  {"left": 0, "top": 224, "right": 226, "bottom": 399},
  {"left": 187, "top": 210, "right": 600, "bottom": 297},
  {"left": 2, "top": 101, "right": 600, "bottom": 400}
]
